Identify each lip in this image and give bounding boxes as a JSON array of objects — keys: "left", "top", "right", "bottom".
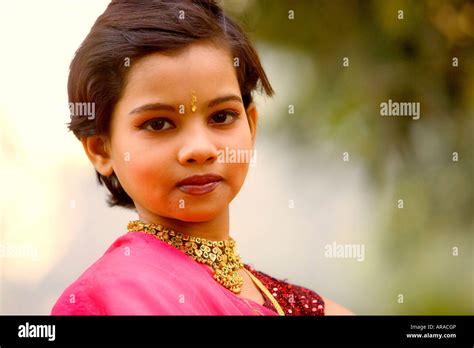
[{"left": 177, "top": 174, "right": 223, "bottom": 195}]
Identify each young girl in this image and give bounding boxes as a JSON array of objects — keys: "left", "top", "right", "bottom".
[{"left": 52, "top": 0, "right": 353, "bottom": 316}]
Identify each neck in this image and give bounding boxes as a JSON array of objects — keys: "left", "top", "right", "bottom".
[{"left": 135, "top": 206, "right": 230, "bottom": 241}]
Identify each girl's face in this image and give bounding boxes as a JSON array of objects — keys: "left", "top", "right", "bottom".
[{"left": 105, "top": 40, "right": 257, "bottom": 222}]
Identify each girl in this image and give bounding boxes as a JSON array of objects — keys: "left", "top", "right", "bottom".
[{"left": 52, "top": 0, "right": 353, "bottom": 316}]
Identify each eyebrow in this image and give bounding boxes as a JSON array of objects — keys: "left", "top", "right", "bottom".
[{"left": 129, "top": 94, "right": 243, "bottom": 115}]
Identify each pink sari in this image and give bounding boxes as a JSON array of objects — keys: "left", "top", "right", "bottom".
[{"left": 51, "top": 232, "right": 278, "bottom": 315}]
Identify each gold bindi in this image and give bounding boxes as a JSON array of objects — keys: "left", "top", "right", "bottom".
[{"left": 191, "top": 91, "right": 197, "bottom": 113}]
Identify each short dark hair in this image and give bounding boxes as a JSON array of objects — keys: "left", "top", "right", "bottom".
[{"left": 67, "top": 0, "right": 274, "bottom": 208}]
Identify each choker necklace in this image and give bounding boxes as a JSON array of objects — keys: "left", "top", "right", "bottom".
[{"left": 127, "top": 220, "right": 244, "bottom": 293}]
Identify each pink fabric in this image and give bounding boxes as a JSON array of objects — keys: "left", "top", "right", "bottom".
[{"left": 51, "top": 232, "right": 278, "bottom": 315}]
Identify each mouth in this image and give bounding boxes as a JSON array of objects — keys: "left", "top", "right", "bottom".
[{"left": 177, "top": 174, "right": 223, "bottom": 195}]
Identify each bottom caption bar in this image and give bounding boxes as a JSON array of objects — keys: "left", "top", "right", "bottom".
[{"left": 0, "top": 315, "right": 472, "bottom": 346}]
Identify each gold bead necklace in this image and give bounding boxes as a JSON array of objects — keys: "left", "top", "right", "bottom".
[{"left": 127, "top": 220, "right": 244, "bottom": 293}]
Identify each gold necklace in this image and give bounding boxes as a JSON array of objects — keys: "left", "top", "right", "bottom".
[{"left": 127, "top": 220, "right": 244, "bottom": 293}]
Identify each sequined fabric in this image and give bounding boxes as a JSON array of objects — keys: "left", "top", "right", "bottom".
[{"left": 244, "top": 264, "right": 325, "bottom": 316}]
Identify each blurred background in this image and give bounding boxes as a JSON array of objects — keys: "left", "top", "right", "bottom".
[{"left": 0, "top": 0, "right": 472, "bottom": 315}]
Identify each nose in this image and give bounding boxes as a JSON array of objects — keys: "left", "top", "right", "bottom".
[{"left": 177, "top": 126, "right": 218, "bottom": 165}]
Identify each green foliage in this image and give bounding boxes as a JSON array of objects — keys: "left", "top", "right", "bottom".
[{"left": 226, "top": 0, "right": 474, "bottom": 314}]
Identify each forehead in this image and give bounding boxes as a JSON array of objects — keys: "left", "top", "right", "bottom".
[{"left": 121, "top": 40, "right": 240, "bottom": 104}]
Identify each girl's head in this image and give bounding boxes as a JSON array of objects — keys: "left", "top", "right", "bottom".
[{"left": 68, "top": 0, "right": 273, "bottom": 222}]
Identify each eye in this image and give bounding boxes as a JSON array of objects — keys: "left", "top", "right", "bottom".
[
  {"left": 141, "top": 118, "right": 174, "bottom": 132},
  {"left": 209, "top": 110, "right": 240, "bottom": 125}
]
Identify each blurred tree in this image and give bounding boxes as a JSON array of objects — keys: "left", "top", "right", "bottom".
[{"left": 225, "top": 0, "right": 474, "bottom": 314}]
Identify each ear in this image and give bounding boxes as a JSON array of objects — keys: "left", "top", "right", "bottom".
[
  {"left": 80, "top": 135, "right": 114, "bottom": 177},
  {"left": 246, "top": 102, "right": 258, "bottom": 146}
]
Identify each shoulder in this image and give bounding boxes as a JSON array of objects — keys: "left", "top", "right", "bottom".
[
  {"left": 51, "top": 232, "right": 187, "bottom": 315},
  {"left": 51, "top": 275, "right": 102, "bottom": 315},
  {"left": 244, "top": 264, "right": 326, "bottom": 315},
  {"left": 245, "top": 264, "right": 354, "bottom": 316},
  {"left": 320, "top": 295, "right": 355, "bottom": 315}
]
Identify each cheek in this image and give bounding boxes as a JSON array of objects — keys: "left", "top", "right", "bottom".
[
  {"left": 226, "top": 118, "right": 254, "bottom": 150},
  {"left": 225, "top": 162, "right": 250, "bottom": 196},
  {"left": 219, "top": 121, "right": 254, "bottom": 191},
  {"left": 110, "top": 139, "right": 175, "bottom": 200}
]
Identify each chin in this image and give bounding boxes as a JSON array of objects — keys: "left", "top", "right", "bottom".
[{"left": 173, "top": 208, "right": 221, "bottom": 222}]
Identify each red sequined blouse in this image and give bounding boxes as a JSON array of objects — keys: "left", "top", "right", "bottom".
[{"left": 244, "top": 264, "right": 325, "bottom": 316}]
